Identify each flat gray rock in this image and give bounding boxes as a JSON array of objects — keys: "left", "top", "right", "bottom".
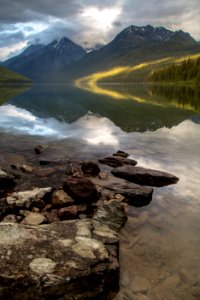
[
  {"left": 112, "top": 166, "right": 179, "bottom": 187},
  {"left": 0, "top": 219, "right": 120, "bottom": 300}
]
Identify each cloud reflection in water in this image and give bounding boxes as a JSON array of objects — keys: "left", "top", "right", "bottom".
[{"left": 0, "top": 104, "right": 120, "bottom": 146}]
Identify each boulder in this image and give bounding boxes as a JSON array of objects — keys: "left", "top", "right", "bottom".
[
  {"left": 81, "top": 160, "right": 100, "bottom": 176},
  {"left": 99, "top": 156, "right": 137, "bottom": 168},
  {"left": 112, "top": 166, "right": 179, "bottom": 187},
  {"left": 63, "top": 176, "right": 99, "bottom": 204},
  {"left": 6, "top": 187, "right": 52, "bottom": 209},
  {"left": 0, "top": 219, "right": 120, "bottom": 299}
]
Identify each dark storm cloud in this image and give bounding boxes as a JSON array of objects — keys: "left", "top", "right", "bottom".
[
  {"left": 0, "top": 0, "right": 199, "bottom": 60},
  {"left": 0, "top": 31, "right": 25, "bottom": 47},
  {"left": 0, "top": 0, "right": 81, "bottom": 23}
]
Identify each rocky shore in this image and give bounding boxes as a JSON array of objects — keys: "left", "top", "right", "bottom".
[{"left": 0, "top": 148, "right": 179, "bottom": 299}]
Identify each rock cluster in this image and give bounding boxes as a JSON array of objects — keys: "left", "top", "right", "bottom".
[{"left": 0, "top": 148, "right": 179, "bottom": 299}]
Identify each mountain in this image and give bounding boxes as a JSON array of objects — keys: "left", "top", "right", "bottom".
[
  {"left": 0, "top": 65, "right": 31, "bottom": 84},
  {"left": 3, "top": 37, "right": 86, "bottom": 81},
  {"left": 62, "top": 25, "right": 200, "bottom": 80}
]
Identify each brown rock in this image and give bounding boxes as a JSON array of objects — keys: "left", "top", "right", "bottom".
[
  {"left": 52, "top": 190, "right": 74, "bottom": 207},
  {"left": 58, "top": 205, "right": 78, "bottom": 219},
  {"left": 34, "top": 167, "right": 55, "bottom": 177},
  {"left": 99, "top": 156, "right": 137, "bottom": 168},
  {"left": 81, "top": 160, "right": 100, "bottom": 176},
  {"left": 112, "top": 165, "right": 179, "bottom": 187},
  {"left": 34, "top": 145, "right": 44, "bottom": 155},
  {"left": 46, "top": 209, "right": 60, "bottom": 223},
  {"left": 113, "top": 150, "right": 129, "bottom": 158},
  {"left": 63, "top": 176, "right": 99, "bottom": 204}
]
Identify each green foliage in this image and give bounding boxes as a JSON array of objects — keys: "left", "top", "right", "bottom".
[
  {"left": 151, "top": 57, "right": 200, "bottom": 83},
  {"left": 0, "top": 65, "right": 31, "bottom": 83}
]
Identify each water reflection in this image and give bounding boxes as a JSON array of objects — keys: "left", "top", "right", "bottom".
[
  {"left": 0, "top": 85, "right": 29, "bottom": 105},
  {"left": 0, "top": 104, "right": 121, "bottom": 145},
  {"left": 0, "top": 84, "right": 200, "bottom": 300},
  {"left": 3, "top": 84, "right": 200, "bottom": 133}
]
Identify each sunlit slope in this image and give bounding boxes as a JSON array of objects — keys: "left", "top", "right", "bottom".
[
  {"left": 75, "top": 54, "right": 200, "bottom": 112},
  {"left": 150, "top": 54, "right": 200, "bottom": 84},
  {"left": 75, "top": 53, "right": 200, "bottom": 85},
  {"left": 0, "top": 65, "right": 31, "bottom": 84}
]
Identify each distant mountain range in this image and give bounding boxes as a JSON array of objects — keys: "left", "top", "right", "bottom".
[
  {"left": 3, "top": 25, "right": 200, "bottom": 82},
  {"left": 3, "top": 38, "right": 86, "bottom": 81}
]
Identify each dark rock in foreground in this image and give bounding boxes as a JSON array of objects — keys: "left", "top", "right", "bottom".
[
  {"left": 81, "top": 160, "right": 100, "bottom": 176},
  {"left": 112, "top": 166, "right": 179, "bottom": 187},
  {"left": 63, "top": 176, "right": 99, "bottom": 204},
  {"left": 0, "top": 168, "right": 16, "bottom": 197},
  {"left": 99, "top": 156, "right": 137, "bottom": 168}
]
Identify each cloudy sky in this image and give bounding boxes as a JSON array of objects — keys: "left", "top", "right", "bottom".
[{"left": 0, "top": 0, "right": 199, "bottom": 60}]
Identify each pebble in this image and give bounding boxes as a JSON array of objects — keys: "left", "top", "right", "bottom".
[
  {"left": 23, "top": 212, "right": 46, "bottom": 225},
  {"left": 99, "top": 172, "right": 108, "bottom": 179},
  {"left": 52, "top": 190, "right": 74, "bottom": 206}
]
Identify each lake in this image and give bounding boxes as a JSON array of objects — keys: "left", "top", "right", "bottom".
[{"left": 0, "top": 83, "right": 200, "bottom": 299}]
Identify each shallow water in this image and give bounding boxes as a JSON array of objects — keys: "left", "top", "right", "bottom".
[{"left": 0, "top": 83, "right": 200, "bottom": 299}]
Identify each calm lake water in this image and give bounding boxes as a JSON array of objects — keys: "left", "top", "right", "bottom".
[{"left": 0, "top": 83, "right": 200, "bottom": 300}]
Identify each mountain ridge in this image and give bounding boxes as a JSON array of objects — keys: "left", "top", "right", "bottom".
[{"left": 3, "top": 25, "right": 200, "bottom": 82}]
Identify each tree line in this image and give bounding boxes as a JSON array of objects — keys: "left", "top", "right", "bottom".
[{"left": 150, "top": 57, "right": 200, "bottom": 83}]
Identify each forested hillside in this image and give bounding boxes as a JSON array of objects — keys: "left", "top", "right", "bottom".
[
  {"left": 0, "top": 65, "right": 31, "bottom": 83},
  {"left": 150, "top": 57, "right": 200, "bottom": 84}
]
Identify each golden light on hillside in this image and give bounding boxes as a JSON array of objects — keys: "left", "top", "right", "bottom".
[{"left": 74, "top": 54, "right": 200, "bottom": 112}]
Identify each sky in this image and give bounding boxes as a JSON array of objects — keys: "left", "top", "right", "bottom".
[{"left": 0, "top": 0, "right": 199, "bottom": 61}]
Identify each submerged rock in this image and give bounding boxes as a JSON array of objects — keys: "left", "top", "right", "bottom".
[
  {"left": 99, "top": 156, "right": 137, "bottom": 168},
  {"left": 112, "top": 166, "right": 179, "bottom": 187},
  {"left": 0, "top": 219, "right": 120, "bottom": 299},
  {"left": 93, "top": 201, "right": 127, "bottom": 232},
  {"left": 113, "top": 150, "right": 129, "bottom": 158},
  {"left": 63, "top": 176, "right": 99, "bottom": 204},
  {"left": 101, "top": 182, "right": 153, "bottom": 207}
]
